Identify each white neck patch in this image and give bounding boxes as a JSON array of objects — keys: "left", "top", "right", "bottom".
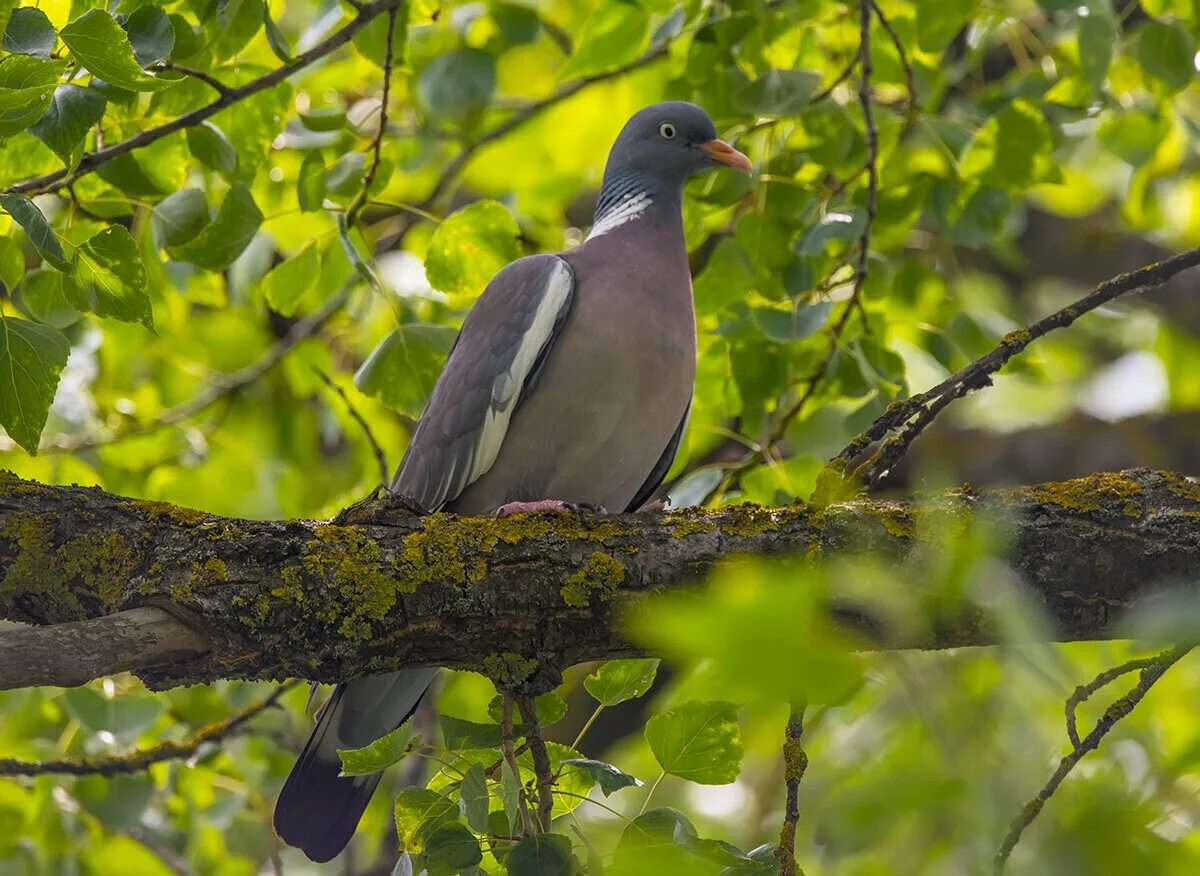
[{"left": 586, "top": 191, "right": 653, "bottom": 240}]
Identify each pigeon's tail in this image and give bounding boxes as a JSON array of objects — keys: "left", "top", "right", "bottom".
[{"left": 273, "top": 668, "right": 438, "bottom": 863}]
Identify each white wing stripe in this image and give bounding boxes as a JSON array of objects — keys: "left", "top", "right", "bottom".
[{"left": 465, "top": 259, "right": 573, "bottom": 485}]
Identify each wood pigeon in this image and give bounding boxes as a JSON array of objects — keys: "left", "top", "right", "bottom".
[{"left": 273, "top": 101, "right": 751, "bottom": 863}]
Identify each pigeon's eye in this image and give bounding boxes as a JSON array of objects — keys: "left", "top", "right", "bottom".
[{"left": 659, "top": 122, "right": 677, "bottom": 140}]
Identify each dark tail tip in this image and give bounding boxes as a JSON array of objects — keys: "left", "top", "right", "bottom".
[{"left": 274, "top": 751, "right": 383, "bottom": 863}]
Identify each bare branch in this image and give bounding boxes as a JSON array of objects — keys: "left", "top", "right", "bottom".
[
  {"left": 33, "top": 284, "right": 351, "bottom": 454},
  {"left": 347, "top": 6, "right": 400, "bottom": 226},
  {"left": 516, "top": 694, "right": 555, "bottom": 832},
  {"left": 994, "top": 645, "right": 1194, "bottom": 872},
  {"left": 313, "top": 367, "right": 390, "bottom": 488},
  {"left": 3, "top": 0, "right": 406, "bottom": 198},
  {"left": 775, "top": 704, "right": 808, "bottom": 876},
  {"left": 839, "top": 247, "right": 1200, "bottom": 481},
  {"left": 0, "top": 681, "right": 296, "bottom": 776}
]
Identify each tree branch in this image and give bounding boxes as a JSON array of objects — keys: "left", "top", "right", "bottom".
[
  {"left": 839, "top": 247, "right": 1200, "bottom": 481},
  {"left": 1, "top": 468, "right": 1198, "bottom": 691},
  {"left": 0, "top": 681, "right": 296, "bottom": 776},
  {"left": 993, "top": 644, "right": 1193, "bottom": 872},
  {"left": 3, "top": 0, "right": 406, "bottom": 198}
]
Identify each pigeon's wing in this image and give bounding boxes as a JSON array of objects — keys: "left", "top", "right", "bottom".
[
  {"left": 392, "top": 254, "right": 575, "bottom": 511},
  {"left": 625, "top": 401, "right": 690, "bottom": 512}
]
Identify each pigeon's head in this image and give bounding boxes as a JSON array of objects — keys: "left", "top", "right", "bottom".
[{"left": 604, "top": 101, "right": 752, "bottom": 186}]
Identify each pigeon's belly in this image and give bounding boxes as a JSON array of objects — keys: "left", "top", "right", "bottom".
[{"left": 451, "top": 237, "right": 696, "bottom": 514}]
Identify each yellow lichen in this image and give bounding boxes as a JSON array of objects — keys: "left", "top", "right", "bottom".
[
  {"left": 1001, "top": 328, "right": 1032, "bottom": 346},
  {"left": 664, "top": 509, "right": 717, "bottom": 538},
  {"left": 1023, "top": 472, "right": 1145, "bottom": 518},
  {"left": 303, "top": 525, "right": 404, "bottom": 641},
  {"left": 560, "top": 551, "right": 626, "bottom": 607},
  {"left": 482, "top": 652, "right": 539, "bottom": 688}
]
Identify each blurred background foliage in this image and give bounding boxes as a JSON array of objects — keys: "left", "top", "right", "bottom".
[{"left": 2, "top": 0, "right": 1200, "bottom": 872}]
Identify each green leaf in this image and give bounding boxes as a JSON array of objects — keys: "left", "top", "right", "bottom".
[
  {"left": 418, "top": 48, "right": 495, "bottom": 120},
  {"left": 421, "top": 821, "right": 482, "bottom": 873},
  {"left": 299, "top": 106, "right": 346, "bottom": 132},
  {"left": 644, "top": 700, "right": 743, "bottom": 784},
  {"left": 297, "top": 151, "right": 326, "bottom": 211},
  {"left": 560, "top": 0, "right": 647, "bottom": 78},
  {"left": 354, "top": 324, "right": 458, "bottom": 417},
  {"left": 0, "top": 315, "right": 69, "bottom": 455},
  {"left": 122, "top": 5, "right": 174, "bottom": 67},
  {"left": 262, "top": 5, "right": 293, "bottom": 63},
  {"left": 3, "top": 7, "right": 55, "bottom": 59},
  {"left": 959, "top": 100, "right": 1055, "bottom": 190},
  {"left": 72, "top": 225, "right": 154, "bottom": 329},
  {"left": 15, "top": 268, "right": 80, "bottom": 330},
  {"left": 0, "top": 55, "right": 68, "bottom": 110},
  {"left": 439, "top": 714, "right": 503, "bottom": 750},
  {"left": 393, "top": 787, "right": 460, "bottom": 852},
  {"left": 424, "top": 200, "right": 522, "bottom": 301},
  {"left": 29, "top": 84, "right": 106, "bottom": 168},
  {"left": 262, "top": 242, "right": 319, "bottom": 317},
  {"left": 499, "top": 756, "right": 522, "bottom": 834},
  {"left": 796, "top": 211, "right": 864, "bottom": 256},
  {"left": 0, "top": 194, "right": 70, "bottom": 272},
  {"left": 751, "top": 300, "right": 832, "bottom": 342},
  {"left": 0, "top": 235, "right": 23, "bottom": 292},
  {"left": 151, "top": 188, "right": 210, "bottom": 249},
  {"left": 486, "top": 693, "right": 567, "bottom": 728},
  {"left": 61, "top": 687, "right": 163, "bottom": 739},
  {"left": 584, "top": 659, "right": 660, "bottom": 706},
  {"left": 458, "top": 762, "right": 489, "bottom": 832},
  {"left": 1077, "top": 11, "right": 1115, "bottom": 91},
  {"left": 1137, "top": 20, "right": 1196, "bottom": 93},
  {"left": 560, "top": 759, "right": 643, "bottom": 796},
  {"left": 507, "top": 834, "right": 575, "bottom": 876},
  {"left": 186, "top": 121, "right": 239, "bottom": 174},
  {"left": 167, "top": 182, "right": 263, "bottom": 270},
  {"left": 325, "top": 151, "right": 366, "bottom": 196},
  {"left": 338, "top": 723, "right": 416, "bottom": 776},
  {"left": 59, "top": 10, "right": 176, "bottom": 92},
  {"left": 212, "top": 0, "right": 265, "bottom": 62},
  {"left": 915, "top": 0, "right": 980, "bottom": 52},
  {"left": 739, "top": 69, "right": 821, "bottom": 115}
]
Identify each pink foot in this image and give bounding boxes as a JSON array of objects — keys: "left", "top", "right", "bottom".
[{"left": 494, "top": 499, "right": 608, "bottom": 517}]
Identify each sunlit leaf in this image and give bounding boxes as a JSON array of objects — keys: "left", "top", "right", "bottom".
[
  {"left": 355, "top": 324, "right": 458, "bottom": 417},
  {"left": 560, "top": 0, "right": 647, "bottom": 78},
  {"left": 338, "top": 724, "right": 416, "bottom": 776},
  {"left": 393, "top": 787, "right": 460, "bottom": 852},
  {"left": 262, "top": 242, "right": 319, "bottom": 316},
  {"left": 0, "top": 194, "right": 71, "bottom": 271},
  {"left": 0, "top": 315, "right": 69, "bottom": 454},
  {"left": 458, "top": 762, "right": 489, "bottom": 832},
  {"left": 644, "top": 701, "right": 743, "bottom": 784},
  {"left": 71, "top": 226, "right": 153, "bottom": 329},
  {"left": 59, "top": 10, "right": 177, "bottom": 92},
  {"left": 560, "top": 759, "right": 644, "bottom": 796},
  {"left": 424, "top": 199, "right": 521, "bottom": 301},
  {"left": 584, "top": 659, "right": 660, "bottom": 706}
]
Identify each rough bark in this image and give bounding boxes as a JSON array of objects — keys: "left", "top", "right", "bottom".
[{"left": 1, "top": 468, "right": 1198, "bottom": 692}]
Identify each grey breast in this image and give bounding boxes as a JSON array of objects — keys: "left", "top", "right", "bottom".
[{"left": 447, "top": 223, "right": 696, "bottom": 515}]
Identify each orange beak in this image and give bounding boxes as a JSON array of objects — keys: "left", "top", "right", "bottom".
[{"left": 700, "top": 139, "right": 753, "bottom": 176}]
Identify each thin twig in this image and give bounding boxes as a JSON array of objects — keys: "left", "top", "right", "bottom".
[
  {"left": 0, "top": 681, "right": 297, "bottom": 777},
  {"left": 840, "top": 246, "right": 1200, "bottom": 483},
  {"left": 993, "top": 645, "right": 1192, "bottom": 872},
  {"left": 151, "top": 63, "right": 232, "bottom": 98},
  {"left": 811, "top": 56, "right": 859, "bottom": 104},
  {"left": 1064, "top": 656, "right": 1159, "bottom": 749},
  {"left": 775, "top": 704, "right": 808, "bottom": 876},
  {"left": 3, "top": 0, "right": 405, "bottom": 197},
  {"left": 516, "top": 694, "right": 555, "bottom": 832},
  {"left": 346, "top": 6, "right": 399, "bottom": 226},
  {"left": 33, "top": 285, "right": 351, "bottom": 454},
  {"left": 501, "top": 695, "right": 535, "bottom": 836},
  {"left": 870, "top": 0, "right": 918, "bottom": 128},
  {"left": 313, "top": 368, "right": 389, "bottom": 486}
]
